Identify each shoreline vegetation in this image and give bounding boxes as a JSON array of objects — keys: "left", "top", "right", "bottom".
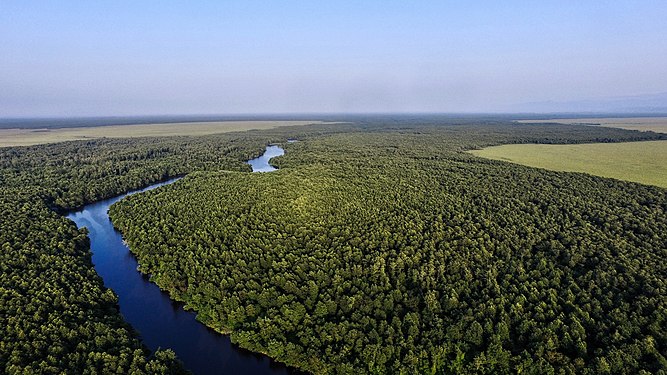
[{"left": 2, "top": 118, "right": 667, "bottom": 373}]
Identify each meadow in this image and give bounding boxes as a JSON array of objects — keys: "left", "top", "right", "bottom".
[
  {"left": 518, "top": 117, "right": 667, "bottom": 134},
  {"left": 470, "top": 140, "right": 667, "bottom": 188},
  {"left": 0, "top": 120, "right": 323, "bottom": 147}
]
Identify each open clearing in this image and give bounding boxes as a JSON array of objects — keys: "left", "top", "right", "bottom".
[
  {"left": 470, "top": 140, "right": 667, "bottom": 188},
  {"left": 0, "top": 120, "right": 326, "bottom": 147},
  {"left": 518, "top": 117, "right": 667, "bottom": 134}
]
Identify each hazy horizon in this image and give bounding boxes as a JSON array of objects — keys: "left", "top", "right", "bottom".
[{"left": 2, "top": 1, "right": 667, "bottom": 117}]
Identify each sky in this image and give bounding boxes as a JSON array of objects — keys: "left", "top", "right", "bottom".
[{"left": 1, "top": 1, "right": 667, "bottom": 116}]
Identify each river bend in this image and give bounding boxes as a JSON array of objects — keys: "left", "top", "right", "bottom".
[{"left": 67, "top": 145, "right": 298, "bottom": 375}]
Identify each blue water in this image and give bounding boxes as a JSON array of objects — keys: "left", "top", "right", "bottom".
[
  {"left": 67, "top": 145, "right": 301, "bottom": 375},
  {"left": 247, "top": 145, "right": 285, "bottom": 172}
]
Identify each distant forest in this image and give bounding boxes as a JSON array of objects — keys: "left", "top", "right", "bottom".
[
  {"left": 1, "top": 117, "right": 666, "bottom": 374},
  {"left": 2, "top": 113, "right": 663, "bottom": 129}
]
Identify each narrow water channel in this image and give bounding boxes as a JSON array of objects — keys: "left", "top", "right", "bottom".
[
  {"left": 67, "top": 145, "right": 300, "bottom": 375},
  {"left": 247, "top": 145, "right": 284, "bottom": 172}
]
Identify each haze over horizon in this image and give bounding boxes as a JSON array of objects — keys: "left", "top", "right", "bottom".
[{"left": 2, "top": 1, "right": 667, "bottom": 117}]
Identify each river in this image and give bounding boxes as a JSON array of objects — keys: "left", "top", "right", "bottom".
[
  {"left": 247, "top": 145, "right": 284, "bottom": 172},
  {"left": 67, "top": 145, "right": 300, "bottom": 375}
]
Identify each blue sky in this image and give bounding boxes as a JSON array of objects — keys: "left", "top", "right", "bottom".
[{"left": 1, "top": 1, "right": 666, "bottom": 116}]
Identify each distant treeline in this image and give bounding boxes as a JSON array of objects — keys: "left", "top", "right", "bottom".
[
  {"left": 0, "top": 115, "right": 313, "bottom": 129},
  {"left": 4, "top": 113, "right": 667, "bottom": 129}
]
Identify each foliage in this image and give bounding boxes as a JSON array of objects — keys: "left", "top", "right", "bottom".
[
  {"left": 108, "top": 125, "right": 667, "bottom": 374},
  {"left": 0, "top": 133, "right": 285, "bottom": 373}
]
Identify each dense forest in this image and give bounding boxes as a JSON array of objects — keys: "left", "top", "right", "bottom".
[
  {"left": 1, "top": 118, "right": 665, "bottom": 373},
  {"left": 0, "top": 131, "right": 284, "bottom": 373},
  {"left": 106, "top": 122, "right": 666, "bottom": 374}
]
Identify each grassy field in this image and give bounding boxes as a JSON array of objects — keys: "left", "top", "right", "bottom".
[
  {"left": 0, "top": 120, "right": 325, "bottom": 147},
  {"left": 518, "top": 117, "right": 667, "bottom": 134},
  {"left": 470, "top": 140, "right": 667, "bottom": 188}
]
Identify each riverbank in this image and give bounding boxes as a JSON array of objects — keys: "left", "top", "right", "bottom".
[{"left": 67, "top": 145, "right": 302, "bottom": 375}]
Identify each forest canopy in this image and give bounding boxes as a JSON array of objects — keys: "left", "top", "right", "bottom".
[
  {"left": 1, "top": 118, "right": 666, "bottom": 373},
  {"left": 107, "top": 122, "right": 667, "bottom": 374}
]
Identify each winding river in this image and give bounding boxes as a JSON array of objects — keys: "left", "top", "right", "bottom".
[{"left": 67, "top": 145, "right": 300, "bottom": 375}]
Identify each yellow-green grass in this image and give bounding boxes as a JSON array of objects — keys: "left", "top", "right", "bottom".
[
  {"left": 0, "top": 120, "right": 328, "bottom": 147},
  {"left": 470, "top": 140, "right": 667, "bottom": 189},
  {"left": 518, "top": 117, "right": 667, "bottom": 134}
]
